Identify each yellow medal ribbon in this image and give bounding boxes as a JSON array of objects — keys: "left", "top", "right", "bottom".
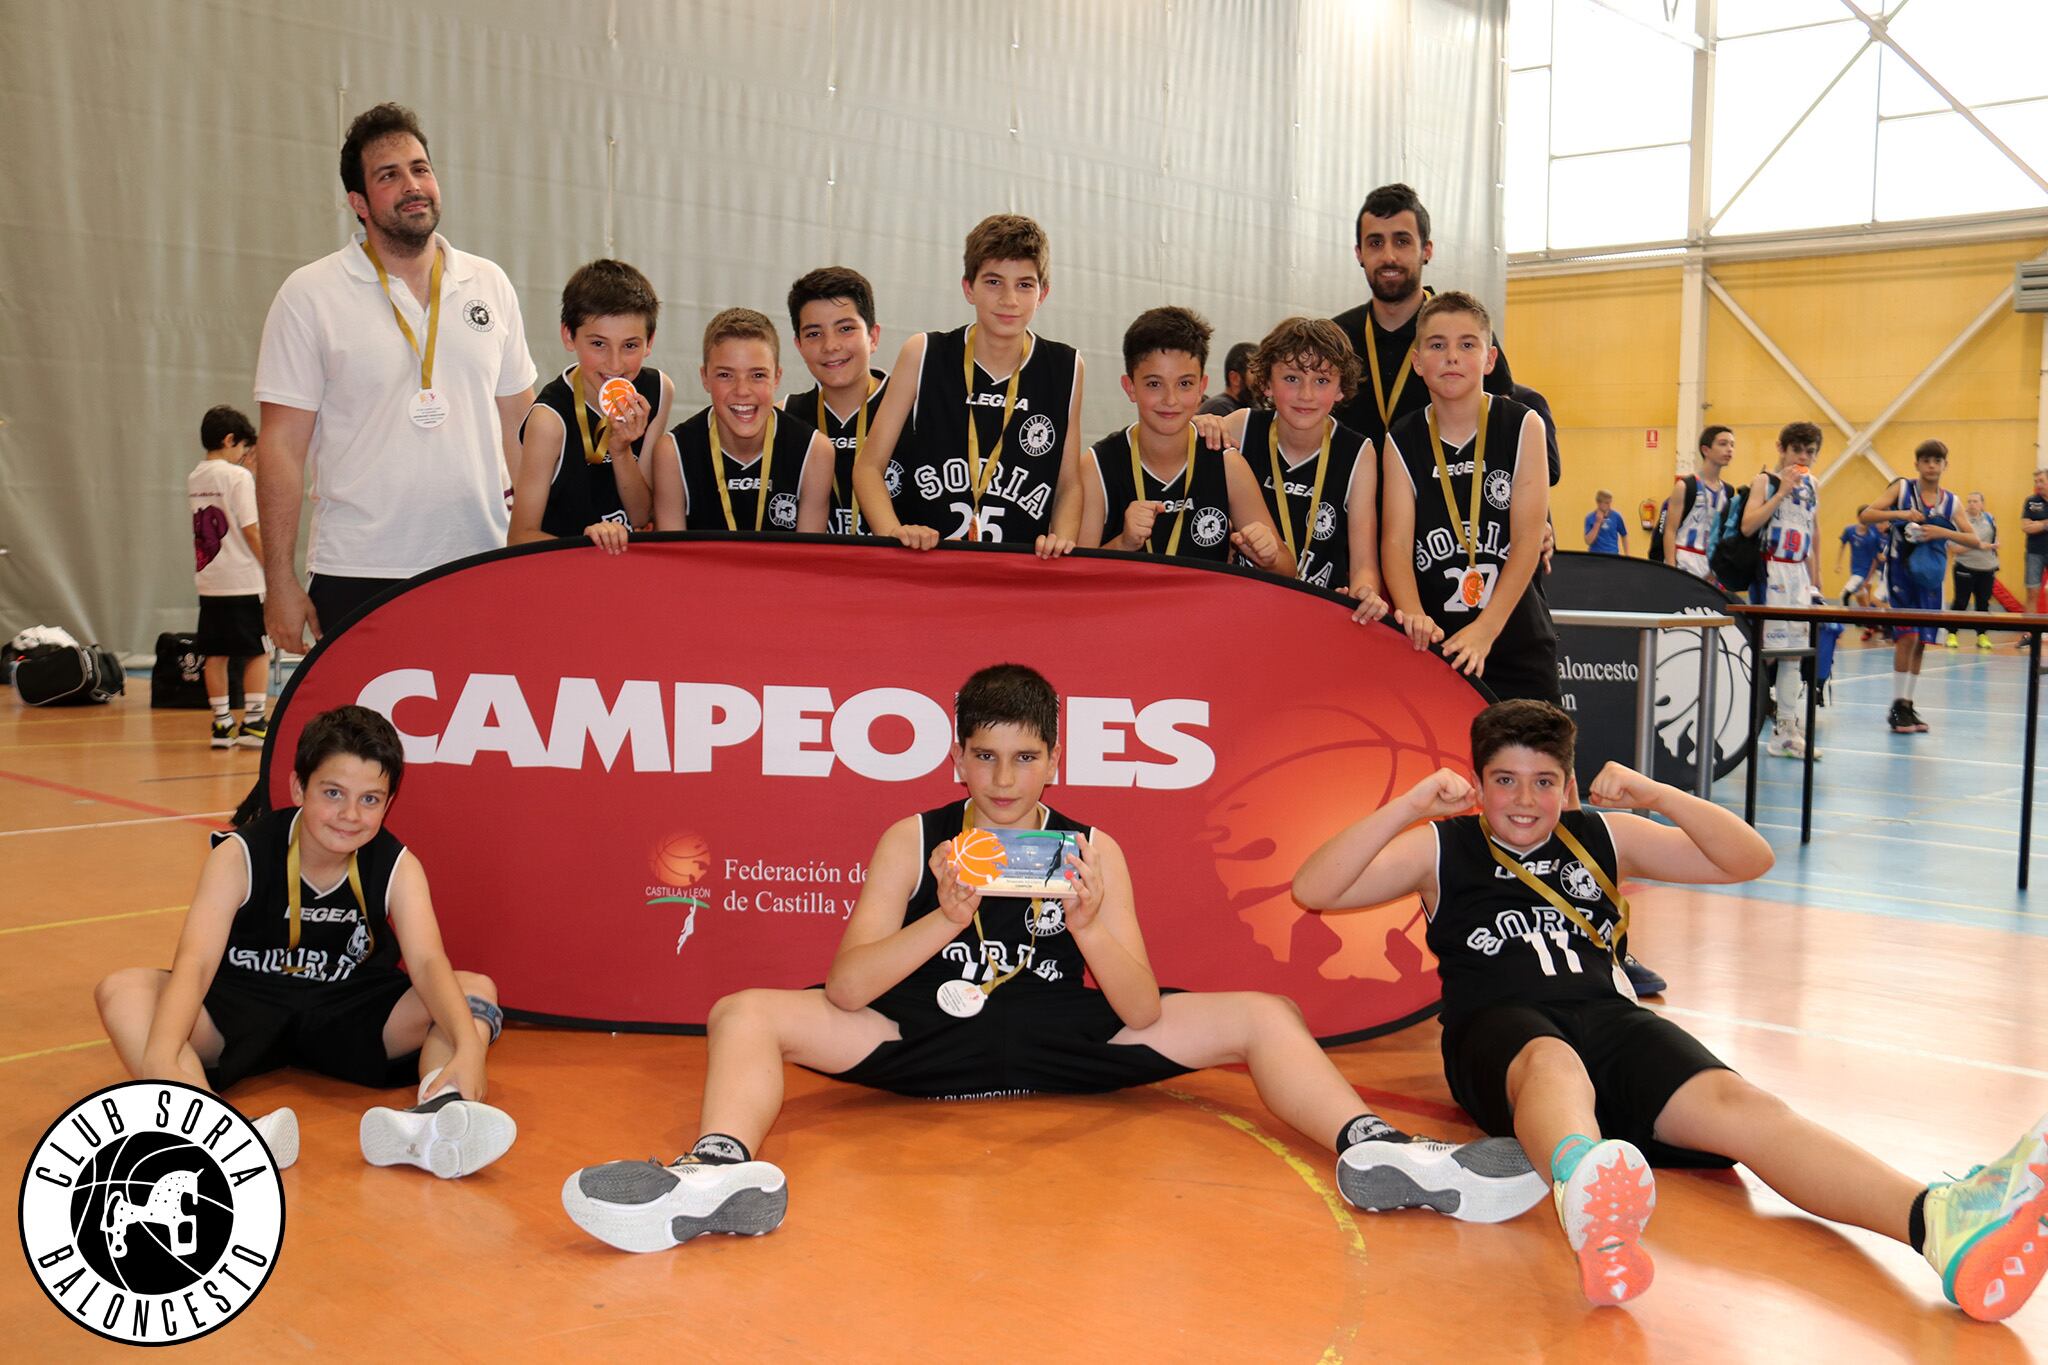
[
  {"left": 958, "top": 803, "right": 1057, "bottom": 1001},
  {"left": 570, "top": 367, "right": 613, "bottom": 466},
  {"left": 1478, "top": 814, "right": 1629, "bottom": 963},
  {"left": 284, "top": 818, "right": 369, "bottom": 976},
  {"left": 708, "top": 410, "right": 777, "bottom": 533},
  {"left": 361, "top": 238, "right": 444, "bottom": 391},
  {"left": 1364, "top": 310, "right": 1415, "bottom": 433},
  {"left": 962, "top": 325, "right": 1034, "bottom": 538},
  {"left": 1127, "top": 425, "right": 1196, "bottom": 557},
  {"left": 818, "top": 376, "right": 875, "bottom": 530},
  {"left": 1427, "top": 395, "right": 1492, "bottom": 604},
  {"left": 1266, "top": 417, "right": 1334, "bottom": 565}
]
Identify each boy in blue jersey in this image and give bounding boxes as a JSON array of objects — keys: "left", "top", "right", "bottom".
[
  {"left": 1295, "top": 698, "right": 2048, "bottom": 1319},
  {"left": 1860, "top": 440, "right": 1982, "bottom": 733}
]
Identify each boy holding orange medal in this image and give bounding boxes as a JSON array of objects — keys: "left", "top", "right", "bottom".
[
  {"left": 1078, "top": 306, "right": 1292, "bottom": 573},
  {"left": 561, "top": 663, "right": 1548, "bottom": 1253},
  {"left": 509, "top": 260, "right": 672, "bottom": 554},
  {"left": 1382, "top": 292, "right": 1559, "bottom": 706},
  {"left": 784, "top": 267, "right": 892, "bottom": 536},
  {"left": 653, "top": 309, "right": 832, "bottom": 534},
  {"left": 1296, "top": 699, "right": 2048, "bottom": 1320}
]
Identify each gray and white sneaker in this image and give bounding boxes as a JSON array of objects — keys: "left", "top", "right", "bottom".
[
  {"left": 1338, "top": 1135, "right": 1547, "bottom": 1223},
  {"left": 252, "top": 1107, "right": 299, "bottom": 1171},
  {"left": 562, "top": 1155, "right": 788, "bottom": 1253},
  {"left": 359, "top": 1092, "right": 516, "bottom": 1178}
]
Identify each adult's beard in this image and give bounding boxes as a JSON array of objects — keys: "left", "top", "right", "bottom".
[
  {"left": 1368, "top": 265, "right": 1419, "bottom": 305},
  {"left": 379, "top": 199, "right": 441, "bottom": 252}
]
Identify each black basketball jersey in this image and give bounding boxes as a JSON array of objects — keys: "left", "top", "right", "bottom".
[
  {"left": 1427, "top": 811, "right": 1624, "bottom": 1024},
  {"left": 1243, "top": 410, "right": 1368, "bottom": 590},
  {"left": 210, "top": 808, "right": 406, "bottom": 988},
  {"left": 670, "top": 405, "right": 811, "bottom": 533},
  {"left": 899, "top": 325, "right": 1079, "bottom": 544},
  {"left": 1387, "top": 396, "right": 1555, "bottom": 647},
  {"left": 521, "top": 366, "right": 665, "bottom": 536},
  {"left": 1087, "top": 426, "right": 1236, "bottom": 562},
  {"left": 878, "top": 799, "right": 1095, "bottom": 1026},
  {"left": 784, "top": 370, "right": 892, "bottom": 535},
  {"left": 1330, "top": 291, "right": 1517, "bottom": 451}
]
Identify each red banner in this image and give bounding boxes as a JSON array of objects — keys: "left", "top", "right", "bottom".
[{"left": 264, "top": 538, "right": 1486, "bottom": 1040}]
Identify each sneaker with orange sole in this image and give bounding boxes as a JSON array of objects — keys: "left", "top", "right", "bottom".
[
  {"left": 1556, "top": 1138, "right": 1657, "bottom": 1306},
  {"left": 1923, "top": 1113, "right": 2048, "bottom": 1322}
]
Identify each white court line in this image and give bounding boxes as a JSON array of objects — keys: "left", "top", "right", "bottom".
[
  {"left": 1742, "top": 874, "right": 2043, "bottom": 921},
  {"left": 1749, "top": 819, "right": 2033, "bottom": 857},
  {"left": 1655, "top": 1004, "right": 2048, "bottom": 1081},
  {"left": 0, "top": 810, "right": 230, "bottom": 839}
]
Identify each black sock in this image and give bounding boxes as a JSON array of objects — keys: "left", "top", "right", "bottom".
[
  {"left": 408, "top": 1091, "right": 463, "bottom": 1115},
  {"left": 1908, "top": 1187, "right": 1929, "bottom": 1253},
  {"left": 1335, "top": 1114, "right": 1402, "bottom": 1152},
  {"left": 691, "top": 1133, "right": 750, "bottom": 1165}
]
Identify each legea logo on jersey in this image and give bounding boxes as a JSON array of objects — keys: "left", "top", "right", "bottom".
[
  {"left": 355, "top": 671, "right": 1215, "bottom": 790},
  {"left": 19, "top": 1082, "right": 284, "bottom": 1346}
]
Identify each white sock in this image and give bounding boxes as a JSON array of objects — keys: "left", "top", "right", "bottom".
[
  {"left": 1897, "top": 669, "right": 1917, "bottom": 702},
  {"left": 209, "top": 695, "right": 231, "bottom": 722},
  {"left": 1774, "top": 662, "right": 1799, "bottom": 720},
  {"left": 243, "top": 699, "right": 266, "bottom": 721}
]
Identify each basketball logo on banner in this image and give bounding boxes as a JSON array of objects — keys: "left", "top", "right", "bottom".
[{"left": 18, "top": 1082, "right": 285, "bottom": 1345}]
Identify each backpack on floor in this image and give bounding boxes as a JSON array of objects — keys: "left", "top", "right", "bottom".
[
  {"left": 151, "top": 632, "right": 211, "bottom": 709},
  {"left": 1707, "top": 472, "right": 1778, "bottom": 594},
  {"left": 12, "top": 642, "right": 123, "bottom": 706}
]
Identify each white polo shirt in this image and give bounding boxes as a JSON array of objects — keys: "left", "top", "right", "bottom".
[{"left": 254, "top": 231, "right": 537, "bottom": 578}]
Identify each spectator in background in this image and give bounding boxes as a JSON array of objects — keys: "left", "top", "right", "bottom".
[
  {"left": 1947, "top": 491, "right": 1998, "bottom": 650},
  {"left": 1583, "top": 491, "right": 1628, "bottom": 555},
  {"left": 188, "top": 406, "right": 269, "bottom": 750},
  {"left": 255, "top": 102, "right": 538, "bottom": 652},
  {"left": 1196, "top": 342, "right": 1256, "bottom": 417},
  {"left": 1835, "top": 506, "right": 1888, "bottom": 640},
  {"left": 2022, "top": 468, "right": 2048, "bottom": 618}
]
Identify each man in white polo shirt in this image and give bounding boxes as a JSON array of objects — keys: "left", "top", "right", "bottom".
[{"left": 255, "top": 102, "right": 536, "bottom": 649}]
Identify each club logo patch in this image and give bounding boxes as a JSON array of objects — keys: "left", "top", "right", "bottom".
[
  {"left": 1191, "top": 507, "right": 1228, "bottom": 549},
  {"left": 1024, "top": 900, "right": 1066, "bottom": 936},
  {"left": 462, "top": 299, "right": 494, "bottom": 333},
  {"left": 19, "top": 1082, "right": 284, "bottom": 1345},
  {"left": 1484, "top": 469, "right": 1513, "bottom": 511},
  {"left": 1560, "top": 860, "right": 1601, "bottom": 903},
  {"left": 768, "top": 492, "right": 799, "bottom": 530},
  {"left": 885, "top": 460, "right": 904, "bottom": 497},
  {"left": 1313, "top": 501, "right": 1337, "bottom": 542},
  {"left": 1016, "top": 413, "right": 1057, "bottom": 458}
]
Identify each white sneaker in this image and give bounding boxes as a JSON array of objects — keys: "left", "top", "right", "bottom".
[
  {"left": 359, "top": 1094, "right": 516, "bottom": 1178},
  {"left": 252, "top": 1107, "right": 298, "bottom": 1171},
  {"left": 1337, "top": 1134, "right": 1548, "bottom": 1223},
  {"left": 562, "top": 1156, "right": 789, "bottom": 1252}
]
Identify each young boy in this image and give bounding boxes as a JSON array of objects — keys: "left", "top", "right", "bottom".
[
  {"left": 188, "top": 405, "right": 270, "bottom": 748},
  {"left": 784, "top": 267, "right": 891, "bottom": 536},
  {"left": 1078, "top": 306, "right": 1292, "bottom": 575},
  {"left": 653, "top": 309, "right": 831, "bottom": 534},
  {"left": 1382, "top": 292, "right": 1557, "bottom": 705},
  {"left": 1294, "top": 699, "right": 2048, "bottom": 1320},
  {"left": 1663, "top": 425, "right": 1734, "bottom": 579},
  {"left": 851, "top": 215, "right": 1083, "bottom": 558},
  {"left": 1582, "top": 492, "right": 1627, "bottom": 555},
  {"left": 1741, "top": 422, "right": 1827, "bottom": 758},
  {"left": 1190, "top": 317, "right": 1384, "bottom": 611},
  {"left": 1860, "top": 439, "right": 1981, "bottom": 734},
  {"left": 509, "top": 260, "right": 671, "bottom": 554},
  {"left": 561, "top": 663, "right": 1547, "bottom": 1253},
  {"left": 93, "top": 706, "right": 516, "bottom": 1178}
]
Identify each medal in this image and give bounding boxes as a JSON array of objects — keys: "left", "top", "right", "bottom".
[
  {"left": 1479, "top": 815, "right": 1631, "bottom": 988},
  {"left": 1427, "top": 396, "right": 1492, "bottom": 607},
  {"left": 599, "top": 377, "right": 638, "bottom": 422},
  {"left": 570, "top": 368, "right": 611, "bottom": 464},
  {"left": 1461, "top": 567, "right": 1486, "bottom": 607},
  {"left": 961, "top": 326, "right": 1034, "bottom": 539},
  {"left": 285, "top": 816, "right": 368, "bottom": 976},
  {"left": 936, "top": 978, "right": 986, "bottom": 1018},
  {"left": 408, "top": 389, "right": 450, "bottom": 430}
]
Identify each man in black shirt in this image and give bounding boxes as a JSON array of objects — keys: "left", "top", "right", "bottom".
[
  {"left": 1331, "top": 183, "right": 1516, "bottom": 453},
  {"left": 2022, "top": 468, "right": 2048, "bottom": 615},
  {"left": 1196, "top": 341, "right": 1255, "bottom": 417}
]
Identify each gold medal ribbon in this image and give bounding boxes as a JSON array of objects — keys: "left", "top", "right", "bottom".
[
  {"left": 284, "top": 818, "right": 369, "bottom": 975},
  {"left": 818, "top": 377, "right": 874, "bottom": 530},
  {"left": 1127, "top": 425, "right": 1195, "bottom": 557},
  {"left": 570, "top": 367, "right": 613, "bottom": 466},
  {"left": 1266, "top": 417, "right": 1334, "bottom": 563},
  {"left": 708, "top": 410, "right": 777, "bottom": 533},
  {"left": 361, "top": 238, "right": 444, "bottom": 392},
  {"left": 1364, "top": 311, "right": 1414, "bottom": 433},
  {"left": 958, "top": 803, "right": 1059, "bottom": 1001},
  {"left": 1427, "top": 395, "right": 1492, "bottom": 584},
  {"left": 963, "top": 325, "right": 1034, "bottom": 538},
  {"left": 1478, "top": 814, "right": 1629, "bottom": 963}
]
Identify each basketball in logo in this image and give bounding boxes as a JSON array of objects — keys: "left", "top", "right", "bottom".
[
  {"left": 650, "top": 832, "right": 711, "bottom": 886},
  {"left": 599, "top": 377, "right": 638, "bottom": 422},
  {"left": 950, "top": 828, "right": 1009, "bottom": 887},
  {"left": 19, "top": 1082, "right": 284, "bottom": 1345}
]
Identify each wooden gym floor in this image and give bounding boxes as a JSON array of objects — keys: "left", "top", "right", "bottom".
[{"left": 3, "top": 650, "right": 2046, "bottom": 1362}]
